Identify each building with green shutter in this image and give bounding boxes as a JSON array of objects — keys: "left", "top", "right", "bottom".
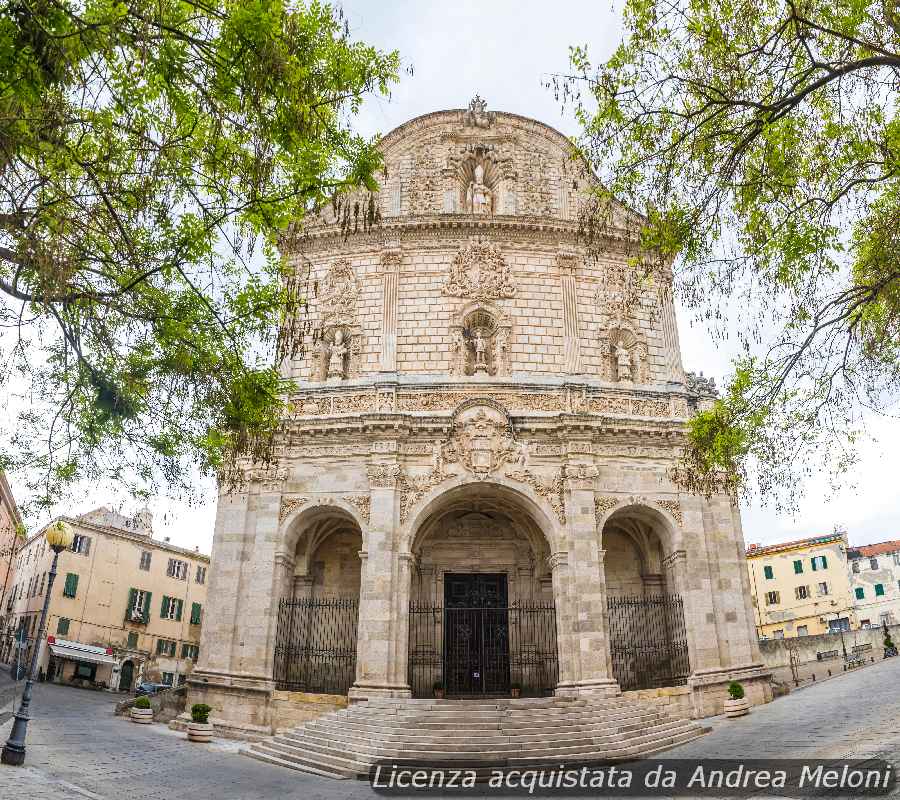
[
  {"left": 745, "top": 531, "right": 856, "bottom": 639},
  {"left": 2, "top": 506, "right": 210, "bottom": 691}
]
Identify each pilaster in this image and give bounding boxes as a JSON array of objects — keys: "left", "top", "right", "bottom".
[{"left": 350, "top": 463, "right": 411, "bottom": 700}]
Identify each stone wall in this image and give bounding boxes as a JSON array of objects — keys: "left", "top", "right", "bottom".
[{"left": 759, "top": 624, "right": 897, "bottom": 685}]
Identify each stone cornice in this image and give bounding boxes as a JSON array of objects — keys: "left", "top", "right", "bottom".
[{"left": 281, "top": 213, "right": 641, "bottom": 255}]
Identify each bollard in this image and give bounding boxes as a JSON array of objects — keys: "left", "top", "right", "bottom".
[{"left": 812, "top": 674, "right": 816, "bottom": 681}]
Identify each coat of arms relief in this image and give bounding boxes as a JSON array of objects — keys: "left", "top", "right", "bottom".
[
  {"left": 439, "top": 402, "right": 528, "bottom": 479},
  {"left": 442, "top": 241, "right": 516, "bottom": 301}
]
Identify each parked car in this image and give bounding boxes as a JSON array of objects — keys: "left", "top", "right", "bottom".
[{"left": 134, "top": 682, "right": 169, "bottom": 697}]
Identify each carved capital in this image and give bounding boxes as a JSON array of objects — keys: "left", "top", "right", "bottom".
[
  {"left": 563, "top": 463, "right": 598, "bottom": 491},
  {"left": 556, "top": 249, "right": 579, "bottom": 273},
  {"left": 380, "top": 247, "right": 403, "bottom": 273},
  {"left": 547, "top": 551, "right": 569, "bottom": 571},
  {"left": 367, "top": 463, "right": 402, "bottom": 489}
]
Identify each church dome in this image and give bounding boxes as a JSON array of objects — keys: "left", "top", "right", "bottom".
[{"left": 281, "top": 98, "right": 687, "bottom": 400}]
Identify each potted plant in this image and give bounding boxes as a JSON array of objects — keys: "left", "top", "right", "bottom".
[
  {"left": 433, "top": 681, "right": 444, "bottom": 700},
  {"left": 130, "top": 695, "right": 154, "bottom": 724},
  {"left": 723, "top": 681, "right": 750, "bottom": 718},
  {"left": 187, "top": 703, "right": 214, "bottom": 743},
  {"left": 510, "top": 683, "right": 521, "bottom": 699},
  {"left": 885, "top": 634, "right": 898, "bottom": 658}
]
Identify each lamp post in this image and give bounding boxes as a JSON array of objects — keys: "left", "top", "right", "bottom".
[{"left": 1, "top": 520, "right": 74, "bottom": 766}]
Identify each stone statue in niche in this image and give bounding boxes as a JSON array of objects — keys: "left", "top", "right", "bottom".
[
  {"left": 465, "top": 163, "right": 494, "bottom": 214},
  {"left": 615, "top": 341, "right": 633, "bottom": 382},
  {"left": 473, "top": 329, "right": 489, "bottom": 372},
  {"left": 327, "top": 329, "right": 349, "bottom": 380}
]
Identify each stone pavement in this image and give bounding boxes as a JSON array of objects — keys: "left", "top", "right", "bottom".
[{"left": 0, "top": 658, "right": 898, "bottom": 799}]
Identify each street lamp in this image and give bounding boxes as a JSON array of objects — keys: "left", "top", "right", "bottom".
[{"left": 1, "top": 520, "right": 75, "bottom": 766}]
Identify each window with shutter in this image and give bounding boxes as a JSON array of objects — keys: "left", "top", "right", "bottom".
[
  {"left": 142, "top": 591, "right": 152, "bottom": 624},
  {"left": 62, "top": 573, "right": 78, "bottom": 598},
  {"left": 763, "top": 565, "right": 774, "bottom": 579},
  {"left": 161, "top": 596, "right": 171, "bottom": 619},
  {"left": 174, "top": 599, "right": 183, "bottom": 621},
  {"left": 190, "top": 603, "right": 202, "bottom": 625},
  {"left": 855, "top": 587, "right": 865, "bottom": 599},
  {"left": 875, "top": 583, "right": 885, "bottom": 596},
  {"left": 57, "top": 618, "right": 70, "bottom": 636},
  {"left": 127, "top": 631, "right": 138, "bottom": 649},
  {"left": 793, "top": 560, "right": 803, "bottom": 574}
]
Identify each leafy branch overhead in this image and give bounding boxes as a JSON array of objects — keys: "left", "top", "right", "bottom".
[
  {"left": 0, "top": 0, "right": 399, "bottom": 509},
  {"left": 557, "top": 0, "right": 899, "bottom": 507}
]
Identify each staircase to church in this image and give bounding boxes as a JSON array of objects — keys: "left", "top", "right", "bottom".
[{"left": 243, "top": 696, "right": 708, "bottom": 779}]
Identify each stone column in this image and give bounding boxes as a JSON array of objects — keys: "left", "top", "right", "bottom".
[
  {"left": 390, "top": 552, "right": 415, "bottom": 688},
  {"left": 548, "top": 551, "right": 576, "bottom": 692},
  {"left": 349, "top": 464, "right": 411, "bottom": 700},
  {"left": 379, "top": 246, "right": 401, "bottom": 372},
  {"left": 292, "top": 574, "right": 314, "bottom": 601},
  {"left": 556, "top": 466, "right": 619, "bottom": 697}
]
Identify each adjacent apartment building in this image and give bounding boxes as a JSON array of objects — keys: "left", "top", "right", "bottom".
[
  {"left": 2, "top": 507, "right": 209, "bottom": 691},
  {"left": 746, "top": 532, "right": 855, "bottom": 638},
  {"left": 847, "top": 540, "right": 900, "bottom": 628},
  {"left": 0, "top": 471, "right": 23, "bottom": 637}
]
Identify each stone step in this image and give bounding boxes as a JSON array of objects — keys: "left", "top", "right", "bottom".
[
  {"left": 284, "top": 718, "right": 694, "bottom": 756},
  {"left": 250, "top": 739, "right": 371, "bottom": 776},
  {"left": 242, "top": 746, "right": 354, "bottom": 780},
  {"left": 330, "top": 705, "right": 666, "bottom": 725},
  {"left": 263, "top": 723, "right": 703, "bottom": 770}
]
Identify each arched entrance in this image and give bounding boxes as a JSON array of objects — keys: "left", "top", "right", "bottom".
[
  {"left": 407, "top": 482, "right": 559, "bottom": 698},
  {"left": 601, "top": 505, "right": 690, "bottom": 691},
  {"left": 119, "top": 659, "right": 135, "bottom": 692},
  {"left": 274, "top": 506, "right": 363, "bottom": 695}
]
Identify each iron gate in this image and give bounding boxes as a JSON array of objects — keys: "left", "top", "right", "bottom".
[
  {"left": 409, "top": 602, "right": 559, "bottom": 697},
  {"left": 273, "top": 596, "right": 359, "bottom": 694},
  {"left": 606, "top": 594, "right": 690, "bottom": 691}
]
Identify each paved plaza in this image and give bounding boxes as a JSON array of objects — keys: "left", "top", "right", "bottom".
[{"left": 1, "top": 658, "right": 900, "bottom": 799}]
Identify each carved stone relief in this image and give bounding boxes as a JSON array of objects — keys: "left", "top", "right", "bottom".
[
  {"left": 442, "top": 240, "right": 516, "bottom": 301},
  {"left": 280, "top": 495, "right": 310, "bottom": 523},
  {"left": 506, "top": 468, "right": 566, "bottom": 525},
  {"left": 442, "top": 402, "right": 526, "bottom": 478}
]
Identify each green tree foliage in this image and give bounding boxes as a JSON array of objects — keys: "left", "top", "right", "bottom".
[
  {"left": 558, "top": 0, "right": 899, "bottom": 507},
  {"left": 0, "top": 1, "right": 398, "bottom": 510}
]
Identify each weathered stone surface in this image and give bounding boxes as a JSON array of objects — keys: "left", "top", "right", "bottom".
[{"left": 189, "top": 102, "right": 771, "bottom": 735}]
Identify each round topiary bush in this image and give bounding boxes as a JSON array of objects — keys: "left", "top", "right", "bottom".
[
  {"left": 191, "top": 703, "right": 212, "bottom": 724},
  {"left": 727, "top": 681, "right": 745, "bottom": 700},
  {"left": 134, "top": 695, "right": 151, "bottom": 709}
]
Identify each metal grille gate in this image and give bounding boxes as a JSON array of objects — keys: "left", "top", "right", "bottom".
[
  {"left": 606, "top": 594, "right": 690, "bottom": 691},
  {"left": 409, "top": 602, "right": 559, "bottom": 697},
  {"left": 273, "top": 596, "right": 359, "bottom": 694}
]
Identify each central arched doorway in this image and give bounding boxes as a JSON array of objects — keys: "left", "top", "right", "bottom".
[{"left": 407, "top": 482, "right": 559, "bottom": 698}]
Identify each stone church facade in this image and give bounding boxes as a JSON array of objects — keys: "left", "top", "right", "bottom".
[{"left": 188, "top": 100, "right": 772, "bottom": 738}]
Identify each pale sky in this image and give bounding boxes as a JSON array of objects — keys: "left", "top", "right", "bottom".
[{"left": 9, "top": 0, "right": 899, "bottom": 553}]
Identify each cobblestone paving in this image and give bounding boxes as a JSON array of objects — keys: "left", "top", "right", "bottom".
[{"left": 0, "top": 658, "right": 898, "bottom": 799}]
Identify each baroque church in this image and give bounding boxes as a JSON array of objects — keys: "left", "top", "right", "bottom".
[{"left": 186, "top": 99, "right": 772, "bottom": 762}]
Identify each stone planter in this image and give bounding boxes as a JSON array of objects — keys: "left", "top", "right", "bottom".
[
  {"left": 723, "top": 697, "right": 750, "bottom": 718},
  {"left": 130, "top": 707, "right": 154, "bottom": 725},
  {"left": 187, "top": 721, "right": 214, "bottom": 743}
]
